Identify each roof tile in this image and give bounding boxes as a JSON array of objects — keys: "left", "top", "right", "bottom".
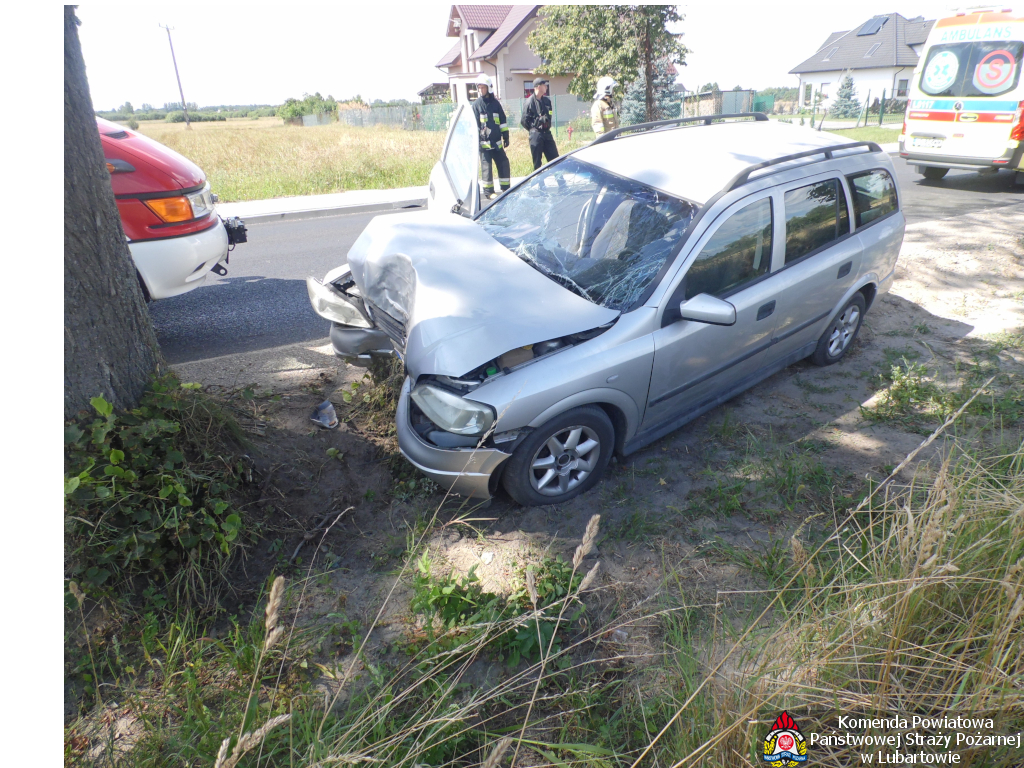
[
  {"left": 456, "top": 5, "right": 513, "bottom": 31},
  {"left": 470, "top": 6, "right": 538, "bottom": 59},
  {"left": 790, "top": 13, "right": 935, "bottom": 74},
  {"left": 437, "top": 40, "right": 462, "bottom": 68}
]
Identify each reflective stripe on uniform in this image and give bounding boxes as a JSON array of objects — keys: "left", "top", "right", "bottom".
[
  {"left": 499, "top": 123, "right": 508, "bottom": 130},
  {"left": 498, "top": 178, "right": 510, "bottom": 183},
  {"left": 480, "top": 142, "right": 493, "bottom": 149}
]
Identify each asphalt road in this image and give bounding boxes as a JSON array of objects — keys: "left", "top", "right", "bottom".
[{"left": 151, "top": 160, "right": 1021, "bottom": 365}]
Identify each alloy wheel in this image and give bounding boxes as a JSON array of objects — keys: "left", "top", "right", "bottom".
[
  {"left": 827, "top": 305, "right": 860, "bottom": 358},
  {"left": 529, "top": 425, "right": 602, "bottom": 496}
]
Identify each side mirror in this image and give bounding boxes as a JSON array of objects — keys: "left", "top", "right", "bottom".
[{"left": 678, "top": 294, "right": 737, "bottom": 326}]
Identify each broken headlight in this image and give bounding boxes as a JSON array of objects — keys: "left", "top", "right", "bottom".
[
  {"left": 306, "top": 277, "right": 371, "bottom": 328},
  {"left": 410, "top": 384, "right": 495, "bottom": 436}
]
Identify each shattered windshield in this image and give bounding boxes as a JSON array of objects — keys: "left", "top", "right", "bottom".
[{"left": 476, "top": 157, "right": 698, "bottom": 310}]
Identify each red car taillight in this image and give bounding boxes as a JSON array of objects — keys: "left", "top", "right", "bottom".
[{"left": 1010, "top": 100, "right": 1024, "bottom": 141}]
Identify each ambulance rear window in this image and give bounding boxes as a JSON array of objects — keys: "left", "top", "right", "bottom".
[{"left": 919, "top": 41, "right": 1023, "bottom": 98}]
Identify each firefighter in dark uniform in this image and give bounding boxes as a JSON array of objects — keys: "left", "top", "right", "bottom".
[
  {"left": 520, "top": 77, "right": 559, "bottom": 170},
  {"left": 472, "top": 74, "right": 510, "bottom": 199}
]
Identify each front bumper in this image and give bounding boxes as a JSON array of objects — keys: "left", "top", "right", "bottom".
[
  {"left": 329, "top": 323, "right": 395, "bottom": 366},
  {"left": 129, "top": 218, "right": 229, "bottom": 300},
  {"left": 396, "top": 378, "right": 511, "bottom": 500}
]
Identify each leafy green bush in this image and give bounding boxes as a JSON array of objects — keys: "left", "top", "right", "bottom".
[
  {"left": 411, "top": 553, "right": 583, "bottom": 666},
  {"left": 164, "top": 111, "right": 226, "bottom": 123},
  {"left": 277, "top": 92, "right": 338, "bottom": 119},
  {"left": 64, "top": 376, "right": 248, "bottom": 600}
]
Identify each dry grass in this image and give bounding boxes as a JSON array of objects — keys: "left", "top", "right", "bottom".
[
  {"left": 659, "top": 437, "right": 1024, "bottom": 766},
  {"left": 135, "top": 118, "right": 596, "bottom": 202}
]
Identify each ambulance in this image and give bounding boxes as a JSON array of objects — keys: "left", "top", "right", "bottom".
[{"left": 899, "top": 7, "right": 1024, "bottom": 183}]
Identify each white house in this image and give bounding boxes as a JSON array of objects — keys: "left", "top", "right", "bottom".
[
  {"left": 434, "top": 5, "right": 574, "bottom": 104},
  {"left": 790, "top": 13, "right": 934, "bottom": 110}
]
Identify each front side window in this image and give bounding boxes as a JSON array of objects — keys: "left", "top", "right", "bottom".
[
  {"left": 847, "top": 170, "right": 898, "bottom": 227},
  {"left": 444, "top": 105, "right": 478, "bottom": 205},
  {"left": 784, "top": 179, "right": 849, "bottom": 265},
  {"left": 477, "top": 157, "right": 698, "bottom": 310},
  {"left": 920, "top": 41, "right": 1023, "bottom": 97},
  {"left": 684, "top": 198, "right": 772, "bottom": 300}
]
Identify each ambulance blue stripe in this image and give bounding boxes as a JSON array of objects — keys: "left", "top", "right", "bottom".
[{"left": 910, "top": 99, "right": 1019, "bottom": 111}]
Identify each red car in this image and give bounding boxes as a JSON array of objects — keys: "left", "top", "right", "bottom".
[{"left": 97, "top": 117, "right": 246, "bottom": 299}]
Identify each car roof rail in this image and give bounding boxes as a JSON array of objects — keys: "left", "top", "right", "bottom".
[
  {"left": 724, "top": 141, "right": 883, "bottom": 192},
  {"left": 590, "top": 112, "right": 769, "bottom": 145}
]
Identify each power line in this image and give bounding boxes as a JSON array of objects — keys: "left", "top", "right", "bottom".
[{"left": 159, "top": 23, "right": 191, "bottom": 129}]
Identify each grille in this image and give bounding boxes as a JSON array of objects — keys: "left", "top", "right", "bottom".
[{"left": 365, "top": 300, "right": 407, "bottom": 349}]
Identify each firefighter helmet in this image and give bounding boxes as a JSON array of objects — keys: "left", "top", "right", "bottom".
[
  {"left": 595, "top": 76, "right": 617, "bottom": 98},
  {"left": 475, "top": 74, "right": 494, "bottom": 92}
]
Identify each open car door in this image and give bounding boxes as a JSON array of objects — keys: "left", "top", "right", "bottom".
[{"left": 427, "top": 104, "right": 480, "bottom": 217}]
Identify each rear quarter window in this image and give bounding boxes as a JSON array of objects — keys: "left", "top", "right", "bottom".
[{"left": 847, "top": 170, "right": 898, "bottom": 228}]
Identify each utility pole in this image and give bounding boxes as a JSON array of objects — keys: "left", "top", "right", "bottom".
[{"left": 159, "top": 23, "right": 190, "bottom": 129}]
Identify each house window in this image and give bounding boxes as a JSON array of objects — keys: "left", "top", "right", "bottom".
[
  {"left": 864, "top": 43, "right": 881, "bottom": 57},
  {"left": 524, "top": 80, "right": 535, "bottom": 98},
  {"left": 467, "top": 84, "right": 479, "bottom": 101},
  {"left": 820, "top": 83, "right": 830, "bottom": 98},
  {"left": 896, "top": 79, "right": 909, "bottom": 98},
  {"left": 823, "top": 47, "right": 839, "bottom": 61},
  {"left": 804, "top": 83, "right": 812, "bottom": 103}
]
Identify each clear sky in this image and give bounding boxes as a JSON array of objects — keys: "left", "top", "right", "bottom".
[{"left": 77, "top": 1, "right": 947, "bottom": 110}]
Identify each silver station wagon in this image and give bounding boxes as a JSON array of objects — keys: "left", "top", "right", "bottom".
[{"left": 308, "top": 111, "right": 905, "bottom": 506}]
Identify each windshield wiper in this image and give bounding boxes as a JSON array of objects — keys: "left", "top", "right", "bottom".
[{"left": 517, "top": 252, "right": 595, "bottom": 303}]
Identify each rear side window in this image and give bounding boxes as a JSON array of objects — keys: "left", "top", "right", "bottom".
[
  {"left": 847, "top": 170, "right": 898, "bottom": 227},
  {"left": 919, "top": 41, "right": 1024, "bottom": 98},
  {"left": 684, "top": 198, "right": 772, "bottom": 300},
  {"left": 784, "top": 179, "right": 850, "bottom": 265}
]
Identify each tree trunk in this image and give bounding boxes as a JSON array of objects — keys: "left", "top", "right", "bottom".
[
  {"left": 65, "top": 6, "right": 161, "bottom": 419},
  {"left": 643, "top": 19, "right": 655, "bottom": 122}
]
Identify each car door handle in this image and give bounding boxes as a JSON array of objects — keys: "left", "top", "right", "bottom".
[
  {"left": 837, "top": 261, "right": 852, "bottom": 279},
  {"left": 756, "top": 300, "right": 776, "bottom": 321}
]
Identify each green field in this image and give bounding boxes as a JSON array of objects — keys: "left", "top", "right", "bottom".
[
  {"left": 135, "top": 117, "right": 595, "bottom": 202},
  {"left": 825, "top": 124, "right": 902, "bottom": 144}
]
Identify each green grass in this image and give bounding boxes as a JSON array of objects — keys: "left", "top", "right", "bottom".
[
  {"left": 825, "top": 125, "right": 902, "bottom": 144},
  {"left": 137, "top": 118, "right": 596, "bottom": 202},
  {"left": 66, "top": 360, "right": 1024, "bottom": 766}
]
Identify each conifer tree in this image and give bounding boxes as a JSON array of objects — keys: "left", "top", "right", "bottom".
[
  {"left": 829, "top": 73, "right": 861, "bottom": 118},
  {"left": 621, "top": 60, "right": 681, "bottom": 125}
]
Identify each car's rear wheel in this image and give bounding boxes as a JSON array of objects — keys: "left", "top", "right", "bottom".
[
  {"left": 501, "top": 406, "right": 614, "bottom": 507},
  {"left": 811, "top": 293, "right": 865, "bottom": 366},
  {"left": 921, "top": 166, "right": 949, "bottom": 181}
]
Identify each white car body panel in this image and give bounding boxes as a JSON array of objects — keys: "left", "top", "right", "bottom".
[{"left": 130, "top": 219, "right": 229, "bottom": 300}]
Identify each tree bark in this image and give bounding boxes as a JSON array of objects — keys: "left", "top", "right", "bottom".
[
  {"left": 643, "top": 18, "right": 655, "bottom": 122},
  {"left": 65, "top": 6, "right": 161, "bottom": 420}
]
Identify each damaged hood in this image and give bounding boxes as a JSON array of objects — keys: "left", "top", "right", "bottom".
[{"left": 346, "top": 210, "right": 620, "bottom": 378}]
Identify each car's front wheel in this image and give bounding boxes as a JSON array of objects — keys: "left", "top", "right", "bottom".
[
  {"left": 811, "top": 293, "right": 866, "bottom": 366},
  {"left": 501, "top": 406, "right": 614, "bottom": 507}
]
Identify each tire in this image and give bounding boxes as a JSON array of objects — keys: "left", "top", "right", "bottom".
[
  {"left": 811, "top": 293, "right": 866, "bottom": 367},
  {"left": 501, "top": 405, "right": 614, "bottom": 507},
  {"left": 921, "top": 166, "right": 949, "bottom": 181}
]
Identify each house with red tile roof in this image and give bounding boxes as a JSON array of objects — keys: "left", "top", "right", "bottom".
[{"left": 433, "top": 5, "right": 574, "bottom": 104}]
